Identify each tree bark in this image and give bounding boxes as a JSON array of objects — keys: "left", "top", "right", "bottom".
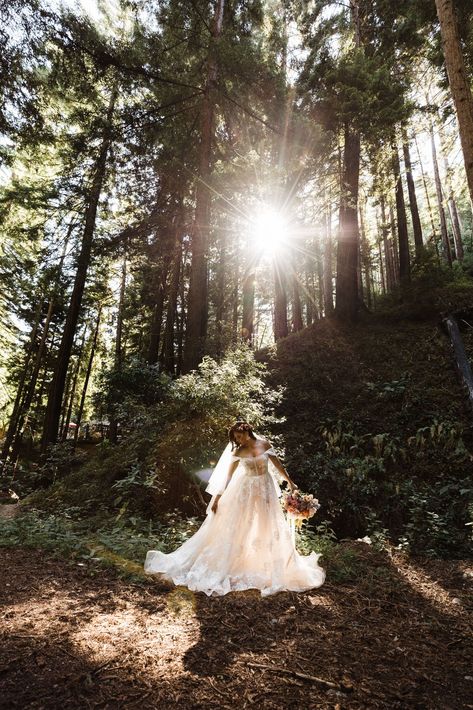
[
  {"left": 438, "top": 124, "right": 464, "bottom": 260},
  {"left": 430, "top": 120, "right": 453, "bottom": 266},
  {"left": 176, "top": 242, "right": 188, "bottom": 376},
  {"left": 215, "top": 231, "right": 227, "bottom": 355},
  {"left": 241, "top": 257, "right": 256, "bottom": 344},
  {"left": 323, "top": 209, "right": 334, "bottom": 315},
  {"left": 305, "top": 266, "right": 315, "bottom": 325},
  {"left": 273, "top": 259, "right": 288, "bottom": 340},
  {"left": 402, "top": 126, "right": 424, "bottom": 258},
  {"left": 109, "top": 252, "right": 126, "bottom": 444},
  {"left": 392, "top": 142, "right": 411, "bottom": 282},
  {"left": 73, "top": 307, "right": 101, "bottom": 446},
  {"left": 60, "top": 329, "right": 86, "bottom": 442},
  {"left": 434, "top": 0, "right": 473, "bottom": 207},
  {"left": 335, "top": 123, "right": 361, "bottom": 320},
  {"left": 414, "top": 133, "right": 439, "bottom": 251},
  {"left": 292, "top": 271, "right": 304, "bottom": 332},
  {"left": 41, "top": 85, "right": 117, "bottom": 452},
  {"left": 231, "top": 259, "right": 239, "bottom": 344},
  {"left": 161, "top": 222, "right": 184, "bottom": 374},
  {"left": 183, "top": 0, "right": 225, "bottom": 372},
  {"left": 314, "top": 236, "right": 324, "bottom": 319},
  {"left": 380, "top": 195, "right": 395, "bottom": 291},
  {"left": 377, "top": 237, "right": 386, "bottom": 294},
  {"left": 8, "top": 222, "right": 77, "bottom": 457},
  {"left": 359, "top": 201, "right": 372, "bottom": 308},
  {"left": 1, "top": 299, "right": 43, "bottom": 466},
  {"left": 389, "top": 203, "right": 400, "bottom": 282},
  {"left": 447, "top": 195, "right": 464, "bottom": 261}
]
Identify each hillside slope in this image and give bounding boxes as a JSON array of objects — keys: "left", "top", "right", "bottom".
[{"left": 261, "top": 304, "right": 473, "bottom": 554}]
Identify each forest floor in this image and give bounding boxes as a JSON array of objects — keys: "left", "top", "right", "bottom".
[{"left": 1, "top": 540, "right": 472, "bottom": 710}]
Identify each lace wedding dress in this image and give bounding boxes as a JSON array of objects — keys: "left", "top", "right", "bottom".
[{"left": 144, "top": 447, "right": 326, "bottom": 597}]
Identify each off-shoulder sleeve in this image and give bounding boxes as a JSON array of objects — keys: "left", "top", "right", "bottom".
[
  {"left": 265, "top": 447, "right": 276, "bottom": 456},
  {"left": 230, "top": 453, "right": 240, "bottom": 462}
]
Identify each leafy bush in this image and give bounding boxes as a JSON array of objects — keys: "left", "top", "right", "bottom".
[
  {"left": 283, "top": 417, "right": 472, "bottom": 556},
  {"left": 27, "top": 345, "right": 283, "bottom": 518},
  {"left": 0, "top": 508, "right": 202, "bottom": 580},
  {"left": 396, "top": 477, "right": 473, "bottom": 557},
  {"left": 296, "top": 521, "right": 366, "bottom": 583},
  {"left": 93, "top": 358, "right": 171, "bottom": 432},
  {"left": 0, "top": 508, "right": 86, "bottom": 556}
]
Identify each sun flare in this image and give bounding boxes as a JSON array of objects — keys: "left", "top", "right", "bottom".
[{"left": 249, "top": 208, "right": 287, "bottom": 253}]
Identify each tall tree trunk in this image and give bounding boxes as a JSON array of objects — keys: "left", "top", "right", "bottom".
[
  {"left": 392, "top": 142, "right": 411, "bottom": 282},
  {"left": 1, "top": 299, "right": 43, "bottom": 467},
  {"left": 434, "top": 0, "right": 473, "bottom": 207},
  {"left": 109, "top": 252, "right": 126, "bottom": 444},
  {"left": 147, "top": 297, "right": 164, "bottom": 365},
  {"left": 8, "top": 298, "right": 56, "bottom": 461},
  {"left": 305, "top": 265, "right": 315, "bottom": 325},
  {"left": 147, "top": 231, "right": 170, "bottom": 365},
  {"left": 314, "top": 236, "right": 324, "bottom": 319},
  {"left": 335, "top": 123, "right": 361, "bottom": 320},
  {"left": 414, "top": 133, "right": 439, "bottom": 250},
  {"left": 273, "top": 260, "right": 288, "bottom": 340},
  {"left": 13, "top": 227, "right": 74, "bottom": 453},
  {"left": 183, "top": 0, "right": 225, "bottom": 372},
  {"left": 438, "top": 124, "right": 464, "bottom": 260},
  {"left": 35, "top": 326, "right": 59, "bottom": 412},
  {"left": 231, "top": 259, "right": 239, "bottom": 344},
  {"left": 161, "top": 223, "right": 184, "bottom": 374},
  {"left": 61, "top": 329, "right": 86, "bottom": 442},
  {"left": 389, "top": 203, "right": 400, "bottom": 283},
  {"left": 58, "top": 359, "right": 75, "bottom": 441},
  {"left": 447, "top": 195, "right": 464, "bottom": 260},
  {"left": 116, "top": 254, "right": 128, "bottom": 371},
  {"left": 402, "top": 126, "right": 424, "bottom": 258},
  {"left": 292, "top": 272, "right": 304, "bottom": 332},
  {"left": 430, "top": 120, "right": 453, "bottom": 266},
  {"left": 176, "top": 244, "right": 188, "bottom": 376},
  {"left": 380, "top": 195, "right": 394, "bottom": 291},
  {"left": 359, "top": 201, "right": 372, "bottom": 308},
  {"left": 377, "top": 237, "right": 386, "bottom": 294},
  {"left": 241, "top": 254, "right": 256, "bottom": 344},
  {"left": 74, "top": 308, "right": 101, "bottom": 446},
  {"left": 323, "top": 209, "right": 334, "bottom": 315},
  {"left": 41, "top": 86, "right": 117, "bottom": 452},
  {"left": 215, "top": 231, "right": 227, "bottom": 355}
]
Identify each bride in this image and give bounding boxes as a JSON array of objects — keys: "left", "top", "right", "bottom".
[{"left": 144, "top": 421, "right": 326, "bottom": 597}]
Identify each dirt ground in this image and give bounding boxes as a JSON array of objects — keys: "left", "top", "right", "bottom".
[{"left": 0, "top": 543, "right": 472, "bottom": 710}]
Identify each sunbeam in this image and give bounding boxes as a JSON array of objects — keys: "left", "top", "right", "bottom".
[{"left": 249, "top": 207, "right": 289, "bottom": 254}]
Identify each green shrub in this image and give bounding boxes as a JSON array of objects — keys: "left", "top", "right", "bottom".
[
  {"left": 26, "top": 345, "right": 283, "bottom": 519},
  {"left": 0, "top": 508, "right": 202, "bottom": 580}
]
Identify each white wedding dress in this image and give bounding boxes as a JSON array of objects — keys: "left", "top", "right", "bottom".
[{"left": 144, "top": 446, "right": 326, "bottom": 597}]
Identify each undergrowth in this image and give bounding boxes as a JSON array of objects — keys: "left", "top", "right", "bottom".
[{"left": 0, "top": 508, "right": 362, "bottom": 584}]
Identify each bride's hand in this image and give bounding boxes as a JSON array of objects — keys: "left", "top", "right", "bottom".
[
  {"left": 289, "top": 481, "right": 298, "bottom": 492},
  {"left": 211, "top": 499, "right": 219, "bottom": 514}
]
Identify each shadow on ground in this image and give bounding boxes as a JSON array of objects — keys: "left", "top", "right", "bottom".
[{"left": 0, "top": 543, "right": 471, "bottom": 709}]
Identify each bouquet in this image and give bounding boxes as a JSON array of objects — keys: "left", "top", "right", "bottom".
[{"left": 282, "top": 489, "right": 320, "bottom": 530}]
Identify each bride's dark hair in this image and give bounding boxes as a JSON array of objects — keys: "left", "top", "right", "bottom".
[{"left": 228, "top": 421, "right": 257, "bottom": 450}]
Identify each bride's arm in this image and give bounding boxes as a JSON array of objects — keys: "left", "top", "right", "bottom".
[
  {"left": 211, "top": 459, "right": 239, "bottom": 513},
  {"left": 267, "top": 452, "right": 298, "bottom": 491}
]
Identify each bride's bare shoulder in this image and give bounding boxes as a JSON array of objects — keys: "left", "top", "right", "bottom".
[{"left": 257, "top": 437, "right": 272, "bottom": 451}]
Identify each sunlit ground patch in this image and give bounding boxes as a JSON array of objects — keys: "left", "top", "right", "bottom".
[
  {"left": 68, "top": 603, "right": 200, "bottom": 671},
  {"left": 166, "top": 586, "right": 198, "bottom": 616},
  {"left": 392, "top": 554, "right": 470, "bottom": 618}
]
